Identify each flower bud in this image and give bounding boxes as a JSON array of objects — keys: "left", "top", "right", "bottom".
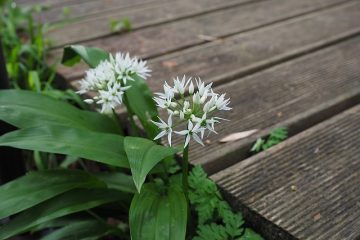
[{"left": 189, "top": 81, "right": 194, "bottom": 95}]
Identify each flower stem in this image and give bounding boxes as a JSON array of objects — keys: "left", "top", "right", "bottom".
[
  {"left": 123, "top": 94, "right": 140, "bottom": 136},
  {"left": 182, "top": 145, "right": 189, "bottom": 199},
  {"left": 111, "top": 109, "right": 124, "bottom": 135}
]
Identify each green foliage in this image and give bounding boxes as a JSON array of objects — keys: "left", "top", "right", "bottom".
[
  {"left": 61, "top": 45, "right": 110, "bottom": 68},
  {"left": 0, "top": 170, "right": 105, "bottom": 219},
  {"left": 125, "top": 74, "right": 160, "bottom": 139},
  {"left": 189, "top": 166, "right": 263, "bottom": 240},
  {"left": 0, "top": 125, "right": 129, "bottom": 168},
  {"left": 40, "top": 220, "right": 117, "bottom": 240},
  {"left": 0, "top": 189, "right": 128, "bottom": 239},
  {"left": 251, "top": 127, "right": 288, "bottom": 153},
  {"left": 0, "top": 89, "right": 122, "bottom": 134},
  {"left": 110, "top": 17, "right": 132, "bottom": 32},
  {"left": 124, "top": 137, "right": 180, "bottom": 192},
  {"left": 129, "top": 181, "right": 187, "bottom": 240},
  {"left": 0, "top": 0, "right": 55, "bottom": 91}
]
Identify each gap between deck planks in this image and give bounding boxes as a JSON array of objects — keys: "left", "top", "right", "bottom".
[
  {"left": 46, "top": 0, "right": 258, "bottom": 47},
  {"left": 33, "top": 0, "right": 167, "bottom": 24},
  {"left": 53, "top": 0, "right": 349, "bottom": 80},
  {"left": 211, "top": 104, "right": 360, "bottom": 240},
  {"left": 172, "top": 35, "right": 360, "bottom": 174},
  {"left": 58, "top": 0, "right": 360, "bottom": 174}
]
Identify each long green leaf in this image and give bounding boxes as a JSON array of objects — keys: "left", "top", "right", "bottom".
[
  {"left": 125, "top": 75, "right": 159, "bottom": 139},
  {"left": 0, "top": 189, "right": 126, "bottom": 240},
  {"left": 61, "top": 45, "right": 109, "bottom": 68},
  {"left": 0, "top": 170, "right": 105, "bottom": 219},
  {"left": 94, "top": 172, "right": 136, "bottom": 194},
  {"left": 0, "top": 89, "right": 121, "bottom": 134},
  {"left": 129, "top": 183, "right": 187, "bottom": 240},
  {"left": 0, "top": 125, "right": 129, "bottom": 168},
  {"left": 41, "top": 220, "right": 114, "bottom": 240},
  {"left": 124, "top": 137, "right": 179, "bottom": 192}
]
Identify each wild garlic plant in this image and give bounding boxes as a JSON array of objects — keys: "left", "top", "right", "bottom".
[{"left": 151, "top": 76, "right": 231, "bottom": 197}]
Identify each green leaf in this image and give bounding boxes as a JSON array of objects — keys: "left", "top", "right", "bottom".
[
  {"left": 0, "top": 89, "right": 121, "bottom": 134},
  {"left": 124, "top": 137, "right": 179, "bottom": 192},
  {"left": 129, "top": 183, "right": 187, "bottom": 240},
  {"left": 41, "top": 220, "right": 114, "bottom": 240},
  {"left": 28, "top": 71, "right": 41, "bottom": 92},
  {"left": 94, "top": 172, "right": 136, "bottom": 194},
  {"left": 0, "top": 170, "right": 105, "bottom": 219},
  {"left": 0, "top": 189, "right": 126, "bottom": 239},
  {"left": 125, "top": 75, "right": 159, "bottom": 139},
  {"left": 110, "top": 18, "right": 132, "bottom": 32},
  {"left": 61, "top": 45, "right": 109, "bottom": 68},
  {"left": 239, "top": 228, "right": 263, "bottom": 240},
  {"left": 0, "top": 125, "right": 129, "bottom": 168}
]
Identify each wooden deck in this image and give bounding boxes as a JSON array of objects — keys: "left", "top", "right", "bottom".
[{"left": 28, "top": 0, "right": 360, "bottom": 239}]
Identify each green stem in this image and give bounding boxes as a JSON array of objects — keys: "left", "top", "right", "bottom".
[
  {"left": 123, "top": 94, "right": 140, "bottom": 136},
  {"left": 111, "top": 109, "right": 124, "bottom": 135},
  {"left": 182, "top": 145, "right": 189, "bottom": 199}
]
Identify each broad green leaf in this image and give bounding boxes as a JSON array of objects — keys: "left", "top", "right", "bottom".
[
  {"left": 0, "top": 189, "right": 126, "bottom": 239},
  {"left": 239, "top": 228, "right": 264, "bottom": 240},
  {"left": 0, "top": 89, "right": 121, "bottom": 134},
  {"left": 94, "top": 172, "right": 136, "bottom": 194},
  {"left": 125, "top": 75, "right": 159, "bottom": 139},
  {"left": 41, "top": 220, "right": 115, "bottom": 240},
  {"left": 129, "top": 183, "right": 187, "bottom": 240},
  {"left": 61, "top": 45, "right": 109, "bottom": 68},
  {"left": 0, "top": 125, "right": 129, "bottom": 168},
  {"left": 124, "top": 137, "right": 179, "bottom": 192},
  {"left": 0, "top": 170, "right": 105, "bottom": 219}
]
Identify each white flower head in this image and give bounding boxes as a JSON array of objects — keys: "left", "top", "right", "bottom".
[
  {"left": 111, "top": 52, "right": 151, "bottom": 84},
  {"left": 152, "top": 76, "right": 231, "bottom": 148},
  {"left": 77, "top": 52, "right": 150, "bottom": 113}
]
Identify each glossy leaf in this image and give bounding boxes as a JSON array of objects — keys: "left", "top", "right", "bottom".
[
  {"left": 61, "top": 45, "right": 109, "bottom": 68},
  {"left": 41, "top": 220, "right": 114, "bottom": 240},
  {"left": 0, "top": 125, "right": 129, "bottom": 168},
  {"left": 94, "top": 172, "right": 136, "bottom": 194},
  {"left": 0, "top": 189, "right": 126, "bottom": 240},
  {"left": 0, "top": 89, "right": 121, "bottom": 134},
  {"left": 124, "top": 137, "right": 179, "bottom": 192},
  {"left": 129, "top": 183, "right": 187, "bottom": 240},
  {"left": 125, "top": 75, "right": 159, "bottom": 139},
  {"left": 0, "top": 170, "right": 105, "bottom": 219}
]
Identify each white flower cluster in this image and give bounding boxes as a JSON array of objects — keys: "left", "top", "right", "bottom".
[
  {"left": 77, "top": 53, "right": 151, "bottom": 113},
  {"left": 152, "top": 76, "right": 231, "bottom": 148}
]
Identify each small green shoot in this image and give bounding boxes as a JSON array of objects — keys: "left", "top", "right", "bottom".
[
  {"left": 251, "top": 127, "right": 288, "bottom": 153},
  {"left": 110, "top": 18, "right": 132, "bottom": 33}
]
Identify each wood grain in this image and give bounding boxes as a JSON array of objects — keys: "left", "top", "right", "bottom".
[
  {"left": 59, "top": 0, "right": 360, "bottom": 90},
  {"left": 182, "top": 35, "right": 360, "bottom": 173},
  {"left": 211, "top": 104, "right": 360, "bottom": 239},
  {"left": 46, "top": 0, "right": 256, "bottom": 47}
]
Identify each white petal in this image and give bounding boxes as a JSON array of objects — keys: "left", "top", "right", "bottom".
[
  {"left": 184, "top": 134, "right": 191, "bottom": 148},
  {"left": 192, "top": 133, "right": 204, "bottom": 146},
  {"left": 167, "top": 131, "right": 172, "bottom": 146},
  {"left": 175, "top": 130, "right": 189, "bottom": 136},
  {"left": 154, "top": 130, "right": 167, "bottom": 140}
]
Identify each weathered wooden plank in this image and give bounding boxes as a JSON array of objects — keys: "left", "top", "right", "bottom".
[
  {"left": 211, "top": 104, "right": 360, "bottom": 239},
  {"left": 181, "top": 34, "right": 360, "bottom": 174},
  {"left": 35, "top": 0, "right": 164, "bottom": 24},
  {"left": 61, "top": 0, "right": 360, "bottom": 89},
  {"left": 46, "top": 0, "right": 258, "bottom": 47},
  {"left": 69, "top": 0, "right": 352, "bottom": 61},
  {"left": 16, "top": 0, "right": 92, "bottom": 8}
]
